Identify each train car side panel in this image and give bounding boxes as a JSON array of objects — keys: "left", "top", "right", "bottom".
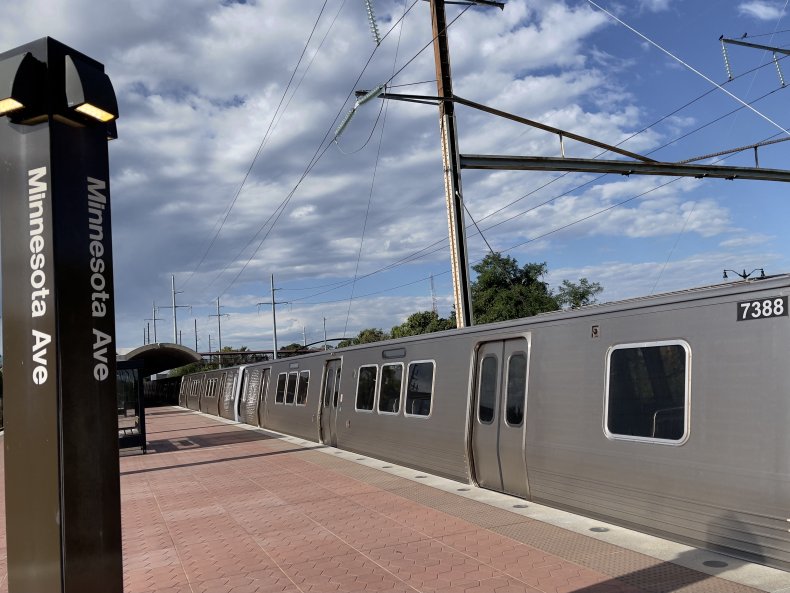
[
  {"left": 331, "top": 336, "right": 474, "bottom": 483},
  {"left": 524, "top": 282, "right": 790, "bottom": 569}
]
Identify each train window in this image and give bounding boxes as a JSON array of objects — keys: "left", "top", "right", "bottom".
[
  {"left": 296, "top": 371, "right": 310, "bottom": 405},
  {"left": 378, "top": 363, "right": 403, "bottom": 414},
  {"left": 285, "top": 372, "right": 297, "bottom": 404},
  {"left": 478, "top": 355, "right": 498, "bottom": 424},
  {"left": 333, "top": 367, "right": 341, "bottom": 406},
  {"left": 323, "top": 370, "right": 332, "bottom": 407},
  {"left": 356, "top": 365, "right": 377, "bottom": 411},
  {"left": 505, "top": 353, "right": 527, "bottom": 426},
  {"left": 206, "top": 378, "right": 218, "bottom": 398},
  {"left": 275, "top": 373, "right": 287, "bottom": 404},
  {"left": 405, "top": 361, "right": 434, "bottom": 417},
  {"left": 605, "top": 341, "right": 690, "bottom": 444}
]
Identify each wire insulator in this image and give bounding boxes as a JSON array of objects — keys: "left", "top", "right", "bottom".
[
  {"left": 334, "top": 108, "right": 357, "bottom": 141},
  {"left": 773, "top": 52, "right": 786, "bottom": 87},
  {"left": 355, "top": 84, "right": 385, "bottom": 107},
  {"left": 721, "top": 38, "right": 733, "bottom": 81},
  {"left": 363, "top": 0, "right": 382, "bottom": 45}
]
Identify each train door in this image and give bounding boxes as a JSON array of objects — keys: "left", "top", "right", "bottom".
[
  {"left": 319, "top": 359, "right": 342, "bottom": 446},
  {"left": 239, "top": 368, "right": 264, "bottom": 426},
  {"left": 256, "top": 369, "right": 271, "bottom": 428},
  {"left": 470, "top": 338, "right": 530, "bottom": 498}
]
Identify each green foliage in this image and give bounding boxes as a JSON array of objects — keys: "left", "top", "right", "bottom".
[
  {"left": 470, "top": 252, "right": 603, "bottom": 323},
  {"left": 219, "top": 345, "right": 258, "bottom": 365},
  {"left": 279, "top": 342, "right": 308, "bottom": 357},
  {"left": 169, "top": 361, "right": 214, "bottom": 377},
  {"left": 334, "top": 256, "right": 602, "bottom": 347},
  {"left": 337, "top": 327, "right": 390, "bottom": 348},
  {"left": 471, "top": 254, "right": 556, "bottom": 324},
  {"left": 555, "top": 277, "right": 603, "bottom": 309},
  {"left": 391, "top": 310, "right": 454, "bottom": 338},
  {"left": 168, "top": 345, "right": 260, "bottom": 376}
]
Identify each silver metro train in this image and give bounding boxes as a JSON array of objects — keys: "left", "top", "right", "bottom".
[{"left": 178, "top": 275, "right": 790, "bottom": 570}]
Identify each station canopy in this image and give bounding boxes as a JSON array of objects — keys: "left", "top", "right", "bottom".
[{"left": 117, "top": 343, "right": 202, "bottom": 376}]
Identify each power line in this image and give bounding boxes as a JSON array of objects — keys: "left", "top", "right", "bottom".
[
  {"left": 192, "top": 2, "right": 790, "bottom": 314},
  {"left": 210, "top": 0, "right": 424, "bottom": 301},
  {"left": 587, "top": 0, "right": 790, "bottom": 137},
  {"left": 282, "top": 50, "right": 790, "bottom": 304},
  {"left": 740, "top": 28, "right": 790, "bottom": 39},
  {"left": 342, "top": 0, "right": 409, "bottom": 336},
  {"left": 386, "top": 3, "right": 472, "bottom": 85},
  {"left": 181, "top": 0, "right": 331, "bottom": 291}
]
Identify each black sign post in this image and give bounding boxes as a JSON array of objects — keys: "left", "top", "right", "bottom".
[{"left": 0, "top": 38, "right": 122, "bottom": 593}]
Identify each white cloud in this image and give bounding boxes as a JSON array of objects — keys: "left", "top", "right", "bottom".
[
  {"left": 639, "top": 0, "right": 673, "bottom": 12},
  {"left": 738, "top": 1, "right": 786, "bottom": 20},
  {"left": 3, "top": 0, "right": 786, "bottom": 353}
]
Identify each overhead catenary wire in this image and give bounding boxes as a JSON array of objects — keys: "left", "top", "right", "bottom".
[
  {"left": 187, "top": 0, "right": 421, "bottom": 303},
  {"left": 586, "top": 0, "right": 790, "bottom": 138},
  {"left": 192, "top": 2, "right": 351, "bottom": 305},
  {"left": 209, "top": 0, "right": 424, "bottom": 301},
  {"left": 189, "top": 2, "right": 790, "bottom": 321},
  {"left": 739, "top": 28, "right": 790, "bottom": 39},
  {"left": 342, "top": 0, "right": 409, "bottom": 337},
  {"left": 180, "top": 0, "right": 331, "bottom": 292},
  {"left": 286, "top": 64, "right": 790, "bottom": 305}
]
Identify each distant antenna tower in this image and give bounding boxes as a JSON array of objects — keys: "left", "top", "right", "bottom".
[
  {"left": 363, "top": 0, "right": 382, "bottom": 45},
  {"left": 430, "top": 274, "right": 438, "bottom": 314}
]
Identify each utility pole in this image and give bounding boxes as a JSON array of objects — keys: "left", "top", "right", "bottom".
[
  {"left": 430, "top": 274, "right": 438, "bottom": 315},
  {"left": 158, "top": 276, "right": 190, "bottom": 344},
  {"left": 323, "top": 317, "right": 328, "bottom": 351},
  {"left": 430, "top": 0, "right": 475, "bottom": 328},
  {"left": 257, "top": 274, "right": 288, "bottom": 360},
  {"left": 171, "top": 275, "right": 178, "bottom": 342},
  {"left": 194, "top": 318, "right": 199, "bottom": 352},
  {"left": 209, "top": 297, "right": 229, "bottom": 367},
  {"left": 144, "top": 301, "right": 163, "bottom": 343}
]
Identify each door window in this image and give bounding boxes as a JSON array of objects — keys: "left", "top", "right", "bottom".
[
  {"left": 478, "top": 355, "right": 498, "bottom": 424},
  {"left": 505, "top": 353, "right": 527, "bottom": 426}
]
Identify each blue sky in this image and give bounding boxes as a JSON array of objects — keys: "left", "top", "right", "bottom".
[{"left": 2, "top": 0, "right": 790, "bottom": 353}]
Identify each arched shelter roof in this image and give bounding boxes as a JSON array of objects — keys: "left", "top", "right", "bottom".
[{"left": 118, "top": 343, "right": 202, "bottom": 376}]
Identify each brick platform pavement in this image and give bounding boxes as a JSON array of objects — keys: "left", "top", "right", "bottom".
[{"left": 0, "top": 407, "right": 782, "bottom": 593}]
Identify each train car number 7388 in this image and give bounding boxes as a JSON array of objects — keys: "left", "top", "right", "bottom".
[{"left": 736, "top": 296, "right": 788, "bottom": 321}]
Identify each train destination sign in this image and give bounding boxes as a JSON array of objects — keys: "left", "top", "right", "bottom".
[{"left": 736, "top": 296, "right": 788, "bottom": 321}]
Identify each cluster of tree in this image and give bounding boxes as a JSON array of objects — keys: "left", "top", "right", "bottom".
[
  {"left": 167, "top": 254, "right": 603, "bottom": 371},
  {"left": 470, "top": 253, "right": 602, "bottom": 324},
  {"left": 278, "top": 343, "right": 311, "bottom": 357},
  {"left": 169, "top": 346, "right": 259, "bottom": 377},
  {"left": 336, "top": 311, "right": 454, "bottom": 348},
  {"left": 338, "top": 253, "right": 602, "bottom": 347}
]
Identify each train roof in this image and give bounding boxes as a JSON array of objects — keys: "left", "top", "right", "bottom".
[
  {"left": 472, "top": 272, "right": 790, "bottom": 329},
  {"left": 351, "top": 272, "right": 790, "bottom": 348},
  {"left": 232, "top": 273, "right": 790, "bottom": 364}
]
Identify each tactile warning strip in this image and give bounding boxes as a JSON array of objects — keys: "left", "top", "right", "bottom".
[{"left": 294, "top": 448, "right": 766, "bottom": 593}]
